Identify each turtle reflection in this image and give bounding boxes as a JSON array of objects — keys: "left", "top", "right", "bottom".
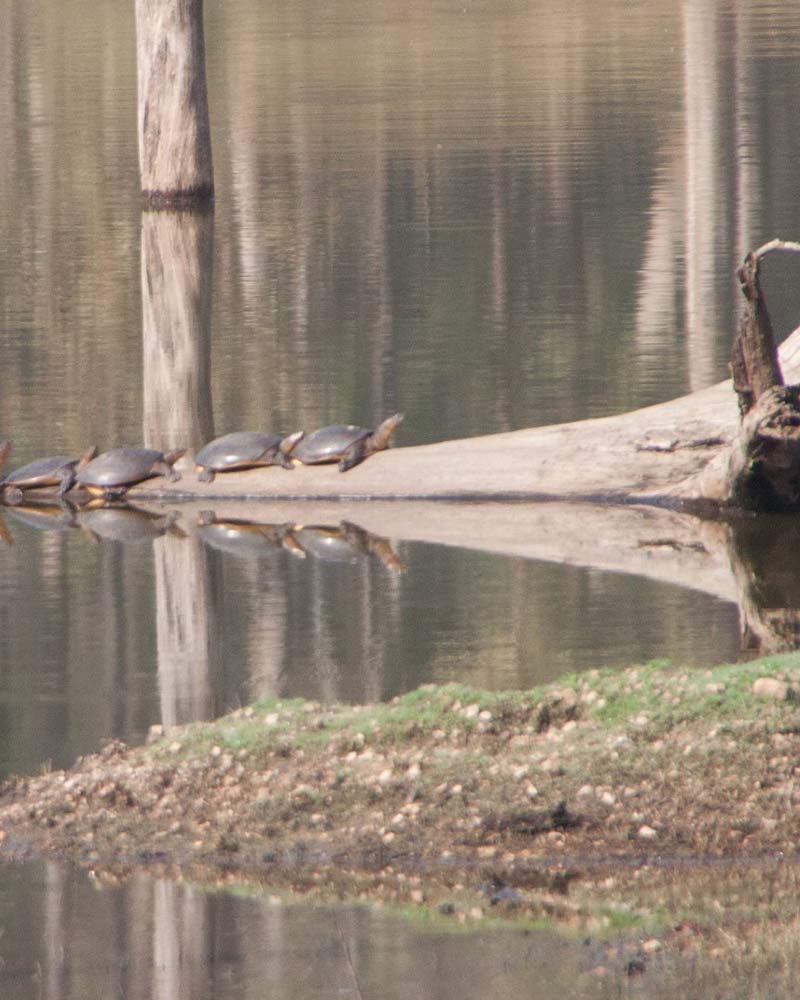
[
  {"left": 292, "top": 521, "right": 404, "bottom": 571},
  {"left": 77, "top": 503, "right": 181, "bottom": 544},
  {"left": 194, "top": 512, "right": 304, "bottom": 559},
  {"left": 4, "top": 500, "right": 78, "bottom": 533},
  {"left": 0, "top": 511, "right": 11, "bottom": 546},
  {"left": 195, "top": 513, "right": 404, "bottom": 571}
]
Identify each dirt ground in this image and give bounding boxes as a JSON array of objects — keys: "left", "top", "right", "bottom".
[{"left": 3, "top": 661, "right": 800, "bottom": 975}]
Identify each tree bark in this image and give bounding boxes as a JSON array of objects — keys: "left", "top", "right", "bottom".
[
  {"left": 135, "top": 0, "right": 214, "bottom": 206},
  {"left": 730, "top": 251, "right": 783, "bottom": 416}
]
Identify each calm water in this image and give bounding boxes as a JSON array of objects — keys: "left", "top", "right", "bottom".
[
  {"left": 0, "top": 862, "right": 712, "bottom": 1000},
  {"left": 3, "top": 0, "right": 800, "bottom": 993}
]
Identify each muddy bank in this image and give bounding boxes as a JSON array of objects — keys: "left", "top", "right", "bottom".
[{"left": 3, "top": 660, "right": 800, "bottom": 956}]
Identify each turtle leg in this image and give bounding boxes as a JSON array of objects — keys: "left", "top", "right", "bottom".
[
  {"left": 196, "top": 466, "right": 215, "bottom": 483},
  {"left": 153, "top": 460, "right": 181, "bottom": 483},
  {"left": 338, "top": 440, "right": 369, "bottom": 472}
]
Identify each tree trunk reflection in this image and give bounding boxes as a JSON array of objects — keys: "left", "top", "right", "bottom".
[{"left": 141, "top": 208, "right": 217, "bottom": 726}]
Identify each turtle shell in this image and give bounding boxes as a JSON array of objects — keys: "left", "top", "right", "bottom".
[
  {"left": 77, "top": 448, "right": 167, "bottom": 489},
  {"left": 195, "top": 432, "right": 284, "bottom": 472},
  {"left": 6, "top": 456, "right": 76, "bottom": 488},
  {"left": 292, "top": 425, "right": 370, "bottom": 465}
]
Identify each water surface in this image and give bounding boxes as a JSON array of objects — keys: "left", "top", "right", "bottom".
[{"left": 3, "top": 0, "right": 800, "bottom": 993}]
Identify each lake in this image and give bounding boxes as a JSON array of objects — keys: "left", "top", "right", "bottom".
[{"left": 2, "top": 0, "right": 800, "bottom": 994}]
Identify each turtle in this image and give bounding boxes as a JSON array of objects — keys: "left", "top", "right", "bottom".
[
  {"left": 4, "top": 445, "right": 97, "bottom": 500},
  {"left": 292, "top": 413, "right": 404, "bottom": 472},
  {"left": 194, "top": 430, "right": 304, "bottom": 483},
  {"left": 76, "top": 446, "right": 185, "bottom": 498},
  {"left": 0, "top": 441, "right": 23, "bottom": 505}
]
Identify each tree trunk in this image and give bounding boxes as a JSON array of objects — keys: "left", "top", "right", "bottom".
[{"left": 135, "top": 0, "right": 214, "bottom": 206}]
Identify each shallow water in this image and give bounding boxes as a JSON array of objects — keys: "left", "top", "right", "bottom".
[
  {"left": 0, "top": 861, "right": 718, "bottom": 1000},
  {"left": 3, "top": 0, "right": 800, "bottom": 993}
]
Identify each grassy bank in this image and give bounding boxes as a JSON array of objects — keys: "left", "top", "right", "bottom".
[{"left": 3, "top": 654, "right": 800, "bottom": 984}]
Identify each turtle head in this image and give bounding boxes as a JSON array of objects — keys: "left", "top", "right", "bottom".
[
  {"left": 277, "top": 430, "right": 305, "bottom": 468},
  {"left": 372, "top": 413, "right": 404, "bottom": 450},
  {"left": 0, "top": 440, "right": 12, "bottom": 478},
  {"left": 163, "top": 448, "right": 187, "bottom": 482},
  {"left": 76, "top": 445, "right": 98, "bottom": 471},
  {"left": 279, "top": 430, "right": 305, "bottom": 457}
]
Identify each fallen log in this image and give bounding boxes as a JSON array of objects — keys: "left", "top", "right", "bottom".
[
  {"left": 124, "top": 339, "right": 788, "bottom": 506},
  {"left": 122, "top": 241, "right": 800, "bottom": 511}
]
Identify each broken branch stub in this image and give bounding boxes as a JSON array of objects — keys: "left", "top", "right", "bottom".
[
  {"left": 731, "top": 251, "right": 783, "bottom": 417},
  {"left": 716, "top": 243, "right": 800, "bottom": 511}
]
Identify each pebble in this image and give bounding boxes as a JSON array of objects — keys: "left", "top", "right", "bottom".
[
  {"left": 638, "top": 825, "right": 658, "bottom": 840},
  {"left": 752, "top": 677, "right": 791, "bottom": 701}
]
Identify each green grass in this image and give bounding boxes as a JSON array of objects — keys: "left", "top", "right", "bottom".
[{"left": 148, "top": 653, "right": 800, "bottom": 764}]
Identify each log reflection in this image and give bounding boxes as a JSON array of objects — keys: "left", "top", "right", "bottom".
[{"left": 727, "top": 514, "right": 800, "bottom": 656}]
